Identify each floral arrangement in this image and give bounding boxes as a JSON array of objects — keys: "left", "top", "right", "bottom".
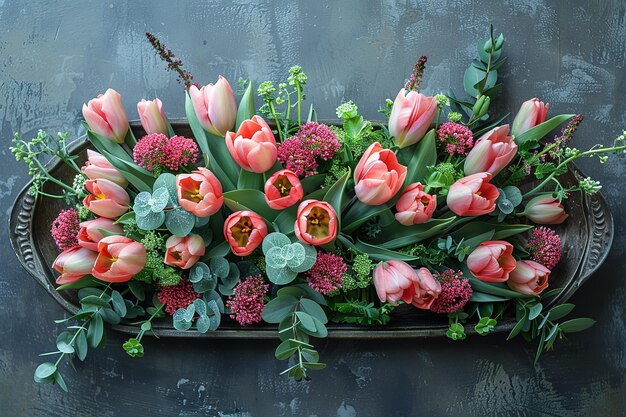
[{"left": 12, "top": 29, "right": 625, "bottom": 390}]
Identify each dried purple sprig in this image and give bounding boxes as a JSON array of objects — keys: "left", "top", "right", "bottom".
[
  {"left": 145, "top": 32, "right": 197, "bottom": 89},
  {"left": 405, "top": 55, "right": 428, "bottom": 91}
]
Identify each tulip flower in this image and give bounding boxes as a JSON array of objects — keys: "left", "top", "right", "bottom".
[
  {"left": 446, "top": 172, "right": 499, "bottom": 216},
  {"left": 78, "top": 217, "right": 123, "bottom": 251},
  {"left": 83, "top": 178, "right": 130, "bottom": 219},
  {"left": 82, "top": 88, "right": 129, "bottom": 143},
  {"left": 188, "top": 75, "right": 237, "bottom": 136},
  {"left": 507, "top": 260, "right": 550, "bottom": 295},
  {"left": 224, "top": 211, "right": 268, "bottom": 256},
  {"left": 294, "top": 200, "right": 338, "bottom": 246},
  {"left": 225, "top": 116, "right": 277, "bottom": 173},
  {"left": 164, "top": 234, "right": 206, "bottom": 270},
  {"left": 394, "top": 182, "right": 437, "bottom": 225},
  {"left": 412, "top": 267, "right": 442, "bottom": 310},
  {"left": 522, "top": 194, "right": 568, "bottom": 225},
  {"left": 388, "top": 89, "right": 437, "bottom": 148},
  {"left": 52, "top": 246, "right": 98, "bottom": 285},
  {"left": 81, "top": 149, "right": 128, "bottom": 187},
  {"left": 511, "top": 98, "right": 549, "bottom": 136},
  {"left": 93, "top": 236, "right": 147, "bottom": 283},
  {"left": 264, "top": 169, "right": 304, "bottom": 210},
  {"left": 177, "top": 167, "right": 224, "bottom": 217},
  {"left": 464, "top": 125, "right": 518, "bottom": 176},
  {"left": 137, "top": 98, "right": 168, "bottom": 135},
  {"left": 467, "top": 240, "right": 517, "bottom": 283},
  {"left": 354, "top": 142, "right": 407, "bottom": 206},
  {"left": 373, "top": 260, "right": 418, "bottom": 304}
]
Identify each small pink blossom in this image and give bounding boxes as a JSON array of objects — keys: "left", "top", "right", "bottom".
[
  {"left": 227, "top": 275, "right": 269, "bottom": 326},
  {"left": 50, "top": 209, "right": 80, "bottom": 251},
  {"left": 306, "top": 252, "right": 347, "bottom": 294}
]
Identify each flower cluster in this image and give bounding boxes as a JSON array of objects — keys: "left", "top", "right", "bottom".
[
  {"left": 227, "top": 275, "right": 269, "bottom": 326},
  {"left": 133, "top": 133, "right": 199, "bottom": 175},
  {"left": 526, "top": 227, "right": 562, "bottom": 270},
  {"left": 157, "top": 279, "right": 201, "bottom": 315},
  {"left": 306, "top": 252, "right": 347, "bottom": 294},
  {"left": 430, "top": 270, "right": 473, "bottom": 314},
  {"left": 405, "top": 55, "right": 427, "bottom": 91},
  {"left": 277, "top": 122, "right": 341, "bottom": 177},
  {"left": 50, "top": 209, "right": 80, "bottom": 251},
  {"left": 437, "top": 122, "right": 474, "bottom": 156}
]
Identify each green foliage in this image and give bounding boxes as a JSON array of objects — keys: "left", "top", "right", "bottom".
[
  {"left": 262, "top": 232, "right": 317, "bottom": 285},
  {"left": 342, "top": 252, "right": 373, "bottom": 291},
  {"left": 331, "top": 300, "right": 393, "bottom": 325},
  {"left": 495, "top": 185, "right": 523, "bottom": 221},
  {"left": 189, "top": 257, "right": 238, "bottom": 296},
  {"left": 122, "top": 338, "right": 144, "bottom": 358}
]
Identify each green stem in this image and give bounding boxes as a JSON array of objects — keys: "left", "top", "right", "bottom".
[
  {"left": 296, "top": 84, "right": 302, "bottom": 125},
  {"left": 434, "top": 107, "right": 443, "bottom": 130},
  {"left": 269, "top": 102, "right": 283, "bottom": 141},
  {"left": 32, "top": 158, "right": 76, "bottom": 193}
]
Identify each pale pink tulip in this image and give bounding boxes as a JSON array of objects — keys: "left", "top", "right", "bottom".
[
  {"left": 224, "top": 211, "right": 268, "bottom": 256},
  {"left": 522, "top": 194, "right": 568, "bottom": 225},
  {"left": 511, "top": 98, "right": 549, "bottom": 136},
  {"left": 388, "top": 89, "right": 437, "bottom": 148},
  {"left": 176, "top": 167, "right": 224, "bottom": 217},
  {"left": 464, "top": 125, "right": 517, "bottom": 176},
  {"left": 81, "top": 149, "right": 128, "bottom": 187},
  {"left": 467, "top": 240, "right": 517, "bottom": 283},
  {"left": 225, "top": 116, "right": 277, "bottom": 173},
  {"left": 137, "top": 98, "right": 168, "bottom": 135},
  {"left": 446, "top": 172, "right": 499, "bottom": 216},
  {"left": 164, "top": 234, "right": 205, "bottom": 270},
  {"left": 78, "top": 217, "right": 123, "bottom": 251},
  {"left": 394, "top": 182, "right": 437, "bottom": 225},
  {"left": 264, "top": 169, "right": 304, "bottom": 210},
  {"left": 294, "top": 200, "right": 338, "bottom": 246},
  {"left": 93, "top": 236, "right": 146, "bottom": 283},
  {"left": 188, "top": 75, "right": 237, "bottom": 136},
  {"left": 354, "top": 142, "right": 407, "bottom": 206},
  {"left": 83, "top": 178, "right": 130, "bottom": 219},
  {"left": 507, "top": 260, "right": 550, "bottom": 295},
  {"left": 412, "top": 267, "right": 442, "bottom": 310},
  {"left": 82, "top": 88, "right": 129, "bottom": 143},
  {"left": 373, "top": 260, "right": 417, "bottom": 304},
  {"left": 53, "top": 246, "right": 98, "bottom": 285}
]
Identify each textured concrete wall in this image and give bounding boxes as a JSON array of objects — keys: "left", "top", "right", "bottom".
[{"left": 1, "top": 0, "right": 625, "bottom": 415}]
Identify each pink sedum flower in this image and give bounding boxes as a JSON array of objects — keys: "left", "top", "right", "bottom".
[
  {"left": 464, "top": 125, "right": 517, "bottom": 176},
  {"left": 511, "top": 98, "right": 549, "bottom": 137},
  {"left": 176, "top": 167, "right": 224, "bottom": 217},
  {"left": 437, "top": 122, "right": 474, "bottom": 156},
  {"left": 83, "top": 178, "right": 130, "bottom": 219},
  {"left": 467, "top": 240, "right": 517, "bottom": 283},
  {"left": 224, "top": 211, "right": 268, "bottom": 257},
  {"left": 354, "top": 142, "right": 407, "bottom": 206},
  {"left": 264, "top": 169, "right": 304, "bottom": 210},
  {"left": 388, "top": 89, "right": 437, "bottom": 148},
  {"left": 306, "top": 252, "right": 347, "bottom": 294},
  {"left": 137, "top": 98, "right": 168, "bottom": 135},
  {"left": 225, "top": 115, "right": 277, "bottom": 173},
  {"left": 227, "top": 275, "right": 269, "bottom": 326},
  {"left": 164, "top": 234, "right": 205, "bottom": 270},
  {"left": 446, "top": 172, "right": 499, "bottom": 216},
  {"left": 82, "top": 150, "right": 128, "bottom": 188},
  {"left": 158, "top": 280, "right": 201, "bottom": 316},
  {"left": 52, "top": 246, "right": 98, "bottom": 285},
  {"left": 82, "top": 88, "right": 129, "bottom": 143},
  {"left": 188, "top": 75, "right": 237, "bottom": 136},
  {"left": 394, "top": 182, "right": 437, "bottom": 226},
  {"left": 50, "top": 208, "right": 80, "bottom": 251},
  {"left": 507, "top": 260, "right": 550, "bottom": 295},
  {"left": 526, "top": 227, "right": 562, "bottom": 270}
]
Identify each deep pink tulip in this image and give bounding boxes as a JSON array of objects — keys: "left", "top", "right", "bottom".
[
  {"left": 83, "top": 178, "right": 130, "bottom": 219},
  {"left": 511, "top": 98, "right": 549, "bottom": 136},
  {"left": 264, "top": 169, "right": 304, "bottom": 210},
  {"left": 224, "top": 211, "right": 268, "bottom": 256},
  {"left": 294, "top": 200, "right": 338, "bottom": 246},
  {"left": 467, "top": 240, "right": 517, "bottom": 283},
  {"left": 464, "top": 125, "right": 517, "bottom": 176},
  {"left": 81, "top": 149, "right": 128, "bottom": 187},
  {"left": 52, "top": 246, "right": 98, "bottom": 285},
  {"left": 354, "top": 142, "right": 407, "bottom": 206},
  {"left": 446, "top": 172, "right": 499, "bottom": 216},
  {"left": 225, "top": 116, "right": 277, "bottom": 173},
  {"left": 82, "top": 88, "right": 129, "bottom": 143},
  {"left": 188, "top": 75, "right": 237, "bottom": 136},
  {"left": 394, "top": 182, "right": 437, "bottom": 225},
  {"left": 164, "top": 234, "right": 206, "bottom": 270},
  {"left": 137, "top": 98, "right": 168, "bottom": 135},
  {"left": 508, "top": 260, "right": 550, "bottom": 295},
  {"left": 93, "top": 236, "right": 146, "bottom": 283},
  {"left": 176, "top": 167, "right": 224, "bottom": 217},
  {"left": 78, "top": 217, "right": 123, "bottom": 251},
  {"left": 522, "top": 194, "right": 568, "bottom": 225},
  {"left": 412, "top": 267, "right": 442, "bottom": 310},
  {"left": 373, "top": 260, "right": 417, "bottom": 304},
  {"left": 388, "top": 89, "right": 437, "bottom": 148}
]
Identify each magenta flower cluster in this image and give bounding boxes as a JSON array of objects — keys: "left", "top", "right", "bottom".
[
  {"left": 133, "top": 133, "right": 199, "bottom": 173},
  {"left": 277, "top": 122, "right": 341, "bottom": 177},
  {"left": 157, "top": 279, "right": 201, "bottom": 316},
  {"left": 50, "top": 208, "right": 80, "bottom": 251},
  {"left": 526, "top": 226, "right": 562, "bottom": 270},
  {"left": 227, "top": 275, "right": 269, "bottom": 326},
  {"left": 306, "top": 252, "right": 347, "bottom": 294},
  {"left": 430, "top": 270, "right": 473, "bottom": 314},
  {"left": 437, "top": 122, "right": 474, "bottom": 156}
]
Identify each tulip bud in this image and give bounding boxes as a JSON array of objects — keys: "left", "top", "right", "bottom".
[
  {"left": 264, "top": 169, "right": 304, "bottom": 210},
  {"left": 294, "top": 200, "right": 338, "bottom": 246},
  {"left": 446, "top": 172, "right": 499, "bottom": 216},
  {"left": 225, "top": 116, "right": 278, "bottom": 173},
  {"left": 164, "top": 234, "right": 205, "bottom": 270},
  {"left": 93, "top": 236, "right": 147, "bottom": 283},
  {"left": 412, "top": 267, "right": 442, "bottom": 310},
  {"left": 176, "top": 167, "right": 224, "bottom": 217},
  {"left": 137, "top": 98, "right": 168, "bottom": 135},
  {"left": 354, "top": 142, "right": 407, "bottom": 206},
  {"left": 507, "top": 260, "right": 550, "bottom": 295},
  {"left": 82, "top": 88, "right": 129, "bottom": 143},
  {"left": 224, "top": 211, "right": 268, "bottom": 256},
  {"left": 394, "top": 182, "right": 437, "bottom": 226},
  {"left": 83, "top": 178, "right": 130, "bottom": 219},
  {"left": 464, "top": 125, "right": 517, "bottom": 176},
  {"left": 81, "top": 150, "right": 128, "bottom": 188},
  {"left": 466, "top": 240, "right": 516, "bottom": 283},
  {"left": 522, "top": 194, "right": 568, "bottom": 225},
  {"left": 388, "top": 89, "right": 438, "bottom": 148},
  {"left": 188, "top": 76, "right": 237, "bottom": 137},
  {"left": 373, "top": 260, "right": 418, "bottom": 305},
  {"left": 511, "top": 98, "right": 549, "bottom": 137},
  {"left": 78, "top": 217, "right": 124, "bottom": 251},
  {"left": 53, "top": 246, "right": 98, "bottom": 285}
]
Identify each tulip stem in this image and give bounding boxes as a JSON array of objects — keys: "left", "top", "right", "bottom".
[
  {"left": 269, "top": 102, "right": 284, "bottom": 141},
  {"left": 296, "top": 84, "right": 302, "bottom": 125}
]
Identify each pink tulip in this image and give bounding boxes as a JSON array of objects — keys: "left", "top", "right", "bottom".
[
  {"left": 52, "top": 246, "right": 98, "bottom": 285},
  {"left": 188, "top": 75, "right": 237, "bottom": 136},
  {"left": 522, "top": 194, "right": 568, "bottom": 225},
  {"left": 78, "top": 217, "right": 124, "bottom": 251},
  {"left": 224, "top": 211, "right": 268, "bottom": 256},
  {"left": 464, "top": 125, "right": 518, "bottom": 176},
  {"left": 373, "top": 260, "right": 417, "bottom": 304},
  {"left": 164, "top": 234, "right": 206, "bottom": 270},
  {"left": 264, "top": 169, "right": 304, "bottom": 210},
  {"left": 388, "top": 89, "right": 438, "bottom": 148},
  {"left": 225, "top": 116, "right": 277, "bottom": 173},
  {"left": 507, "top": 260, "right": 550, "bottom": 295},
  {"left": 294, "top": 200, "right": 338, "bottom": 246},
  {"left": 82, "top": 88, "right": 129, "bottom": 143},
  {"left": 446, "top": 172, "right": 499, "bottom": 216},
  {"left": 412, "top": 267, "right": 442, "bottom": 310},
  {"left": 394, "top": 182, "right": 437, "bottom": 225},
  {"left": 467, "top": 240, "right": 517, "bottom": 283},
  {"left": 177, "top": 167, "right": 224, "bottom": 217},
  {"left": 81, "top": 149, "right": 128, "bottom": 187},
  {"left": 93, "top": 236, "right": 147, "bottom": 283},
  {"left": 137, "top": 98, "right": 168, "bottom": 135},
  {"left": 83, "top": 178, "right": 130, "bottom": 219},
  {"left": 511, "top": 98, "right": 549, "bottom": 136},
  {"left": 354, "top": 142, "right": 407, "bottom": 206}
]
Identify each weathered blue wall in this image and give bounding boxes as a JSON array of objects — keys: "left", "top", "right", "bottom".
[{"left": 1, "top": 1, "right": 625, "bottom": 415}]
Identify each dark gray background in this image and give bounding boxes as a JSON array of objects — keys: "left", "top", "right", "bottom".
[{"left": 1, "top": 1, "right": 625, "bottom": 416}]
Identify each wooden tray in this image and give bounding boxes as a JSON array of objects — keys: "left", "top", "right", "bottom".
[{"left": 9, "top": 120, "right": 614, "bottom": 338}]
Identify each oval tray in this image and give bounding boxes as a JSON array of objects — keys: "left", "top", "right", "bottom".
[{"left": 9, "top": 120, "right": 614, "bottom": 338}]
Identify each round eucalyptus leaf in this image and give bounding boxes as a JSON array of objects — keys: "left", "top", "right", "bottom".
[
  {"left": 266, "top": 246, "right": 287, "bottom": 269},
  {"left": 150, "top": 186, "right": 170, "bottom": 212},
  {"left": 34, "top": 362, "right": 57, "bottom": 380},
  {"left": 154, "top": 173, "right": 178, "bottom": 205},
  {"left": 498, "top": 198, "right": 514, "bottom": 214},
  {"left": 203, "top": 290, "right": 225, "bottom": 314},
  {"left": 133, "top": 192, "right": 153, "bottom": 217},
  {"left": 193, "top": 278, "right": 215, "bottom": 294},
  {"left": 165, "top": 208, "right": 195, "bottom": 236},
  {"left": 194, "top": 216, "right": 211, "bottom": 228},
  {"left": 193, "top": 299, "right": 207, "bottom": 316},
  {"left": 262, "top": 232, "right": 291, "bottom": 255},
  {"left": 56, "top": 332, "right": 75, "bottom": 354},
  {"left": 172, "top": 318, "right": 193, "bottom": 331},
  {"left": 136, "top": 210, "right": 165, "bottom": 231},
  {"left": 285, "top": 243, "right": 306, "bottom": 269},
  {"left": 196, "top": 315, "right": 211, "bottom": 333},
  {"left": 210, "top": 257, "right": 230, "bottom": 279},
  {"left": 266, "top": 264, "right": 298, "bottom": 285},
  {"left": 189, "top": 262, "right": 210, "bottom": 283},
  {"left": 290, "top": 244, "right": 317, "bottom": 273},
  {"left": 503, "top": 185, "right": 523, "bottom": 207}
]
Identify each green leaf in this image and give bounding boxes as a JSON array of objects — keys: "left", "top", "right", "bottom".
[
  {"left": 262, "top": 232, "right": 292, "bottom": 254},
  {"left": 236, "top": 81, "right": 256, "bottom": 130},
  {"left": 507, "top": 315, "right": 526, "bottom": 340},
  {"left": 153, "top": 173, "right": 178, "bottom": 205},
  {"left": 337, "top": 235, "right": 418, "bottom": 262},
  {"left": 81, "top": 295, "right": 111, "bottom": 309},
  {"left": 503, "top": 186, "right": 522, "bottom": 207},
  {"left": 266, "top": 265, "right": 298, "bottom": 285},
  {"left": 75, "top": 330, "right": 88, "bottom": 361},
  {"left": 378, "top": 216, "right": 459, "bottom": 250},
  {"left": 467, "top": 276, "right": 530, "bottom": 299},
  {"left": 110, "top": 290, "right": 127, "bottom": 317},
  {"left": 289, "top": 244, "right": 317, "bottom": 273},
  {"left": 165, "top": 208, "right": 195, "bottom": 236},
  {"left": 210, "top": 257, "right": 230, "bottom": 279},
  {"left": 273, "top": 207, "right": 298, "bottom": 235},
  {"left": 559, "top": 318, "right": 596, "bottom": 333},
  {"left": 56, "top": 332, "right": 75, "bottom": 354},
  {"left": 34, "top": 362, "right": 57, "bottom": 380},
  {"left": 196, "top": 315, "right": 211, "bottom": 333},
  {"left": 296, "top": 311, "right": 317, "bottom": 332},
  {"left": 262, "top": 295, "right": 299, "bottom": 323},
  {"left": 528, "top": 303, "right": 543, "bottom": 321},
  {"left": 275, "top": 340, "right": 298, "bottom": 360},
  {"left": 403, "top": 129, "right": 436, "bottom": 187},
  {"left": 53, "top": 371, "right": 68, "bottom": 392},
  {"left": 303, "top": 362, "right": 326, "bottom": 370},
  {"left": 299, "top": 298, "right": 328, "bottom": 324},
  {"left": 56, "top": 275, "right": 103, "bottom": 291},
  {"left": 492, "top": 224, "right": 533, "bottom": 240},
  {"left": 237, "top": 169, "right": 263, "bottom": 190},
  {"left": 322, "top": 167, "right": 351, "bottom": 226},
  {"left": 548, "top": 303, "right": 575, "bottom": 321},
  {"left": 515, "top": 114, "right": 575, "bottom": 145},
  {"left": 99, "top": 307, "right": 121, "bottom": 325},
  {"left": 136, "top": 210, "right": 165, "bottom": 230},
  {"left": 470, "top": 292, "right": 509, "bottom": 302},
  {"left": 223, "top": 189, "right": 280, "bottom": 222},
  {"left": 87, "top": 314, "right": 104, "bottom": 348}
]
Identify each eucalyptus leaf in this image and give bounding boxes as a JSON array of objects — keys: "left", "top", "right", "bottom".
[
  {"left": 165, "top": 208, "right": 196, "bottom": 236},
  {"left": 136, "top": 210, "right": 166, "bottom": 230},
  {"left": 262, "top": 232, "right": 292, "bottom": 254}
]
